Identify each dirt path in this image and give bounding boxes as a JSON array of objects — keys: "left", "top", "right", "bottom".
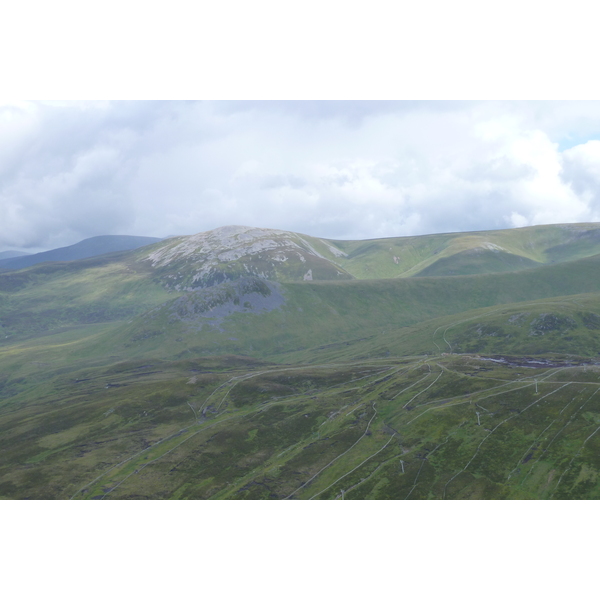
[{"left": 285, "top": 402, "right": 380, "bottom": 500}]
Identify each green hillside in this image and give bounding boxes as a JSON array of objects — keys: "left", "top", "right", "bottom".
[
  {"left": 0, "top": 250, "right": 175, "bottom": 342},
  {"left": 4, "top": 221, "right": 600, "bottom": 346},
  {"left": 74, "top": 252, "right": 600, "bottom": 365},
  {"left": 329, "top": 222, "right": 600, "bottom": 278},
  {"left": 276, "top": 293, "right": 600, "bottom": 365},
  {"left": 2, "top": 345, "right": 599, "bottom": 499},
  {"left": 0, "top": 235, "right": 161, "bottom": 271},
  {"left": 3, "top": 222, "right": 600, "bottom": 499},
  {"left": 414, "top": 248, "right": 539, "bottom": 277}
]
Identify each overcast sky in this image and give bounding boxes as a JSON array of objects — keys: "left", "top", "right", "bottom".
[{"left": 1, "top": 100, "right": 600, "bottom": 252}]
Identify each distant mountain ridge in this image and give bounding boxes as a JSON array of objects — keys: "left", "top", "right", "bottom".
[
  {"left": 0, "top": 235, "right": 162, "bottom": 271},
  {"left": 133, "top": 222, "right": 600, "bottom": 289},
  {"left": 0, "top": 251, "right": 29, "bottom": 260},
  {"left": 4, "top": 222, "right": 600, "bottom": 280},
  {"left": 328, "top": 222, "right": 600, "bottom": 279}
]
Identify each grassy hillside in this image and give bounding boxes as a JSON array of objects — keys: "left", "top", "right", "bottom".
[
  {"left": 0, "top": 250, "right": 176, "bottom": 341},
  {"left": 0, "top": 235, "right": 161, "bottom": 271},
  {"left": 276, "top": 293, "right": 600, "bottom": 366},
  {"left": 80, "top": 253, "right": 600, "bottom": 364},
  {"left": 4, "top": 222, "right": 600, "bottom": 345},
  {"left": 4, "top": 246, "right": 600, "bottom": 363},
  {"left": 2, "top": 349, "right": 600, "bottom": 499},
  {"left": 3, "top": 222, "right": 600, "bottom": 499},
  {"left": 414, "top": 248, "right": 539, "bottom": 276},
  {"left": 329, "top": 222, "right": 600, "bottom": 278}
]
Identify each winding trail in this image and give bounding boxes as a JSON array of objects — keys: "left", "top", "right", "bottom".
[
  {"left": 519, "top": 387, "right": 597, "bottom": 486},
  {"left": 403, "top": 369, "right": 443, "bottom": 409},
  {"left": 337, "top": 452, "right": 404, "bottom": 498},
  {"left": 69, "top": 347, "right": 600, "bottom": 500},
  {"left": 72, "top": 357, "right": 408, "bottom": 499},
  {"left": 285, "top": 403, "right": 379, "bottom": 500},
  {"left": 442, "top": 382, "right": 572, "bottom": 499},
  {"left": 309, "top": 434, "right": 396, "bottom": 500},
  {"left": 550, "top": 387, "right": 600, "bottom": 497}
]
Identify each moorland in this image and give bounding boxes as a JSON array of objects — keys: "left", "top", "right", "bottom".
[{"left": 2, "top": 223, "right": 600, "bottom": 499}]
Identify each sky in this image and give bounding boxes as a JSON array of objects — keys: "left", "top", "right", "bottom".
[{"left": 1, "top": 100, "right": 600, "bottom": 252}]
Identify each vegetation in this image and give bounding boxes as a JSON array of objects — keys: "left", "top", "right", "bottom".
[{"left": 3, "top": 222, "right": 600, "bottom": 499}]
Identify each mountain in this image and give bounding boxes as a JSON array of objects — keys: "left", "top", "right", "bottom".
[
  {"left": 2, "top": 222, "right": 600, "bottom": 500},
  {"left": 144, "top": 225, "right": 352, "bottom": 289},
  {"left": 0, "top": 251, "right": 30, "bottom": 260},
  {"left": 96, "top": 222, "right": 600, "bottom": 291},
  {"left": 96, "top": 252, "right": 600, "bottom": 363},
  {"left": 330, "top": 222, "right": 600, "bottom": 278},
  {"left": 129, "top": 222, "right": 600, "bottom": 286},
  {"left": 4, "top": 224, "right": 600, "bottom": 346},
  {"left": 0, "top": 235, "right": 162, "bottom": 271}
]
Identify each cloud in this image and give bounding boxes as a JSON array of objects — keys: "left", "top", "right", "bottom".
[
  {"left": 1, "top": 101, "right": 600, "bottom": 251},
  {"left": 561, "top": 141, "right": 600, "bottom": 214}
]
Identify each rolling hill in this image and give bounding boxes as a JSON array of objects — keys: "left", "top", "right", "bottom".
[
  {"left": 0, "top": 235, "right": 162, "bottom": 271},
  {"left": 3, "top": 222, "right": 600, "bottom": 499},
  {"left": 331, "top": 222, "right": 600, "bottom": 278},
  {"left": 0, "top": 251, "right": 29, "bottom": 260}
]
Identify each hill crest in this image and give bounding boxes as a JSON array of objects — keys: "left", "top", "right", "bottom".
[
  {"left": 136, "top": 222, "right": 600, "bottom": 287},
  {"left": 0, "top": 235, "right": 162, "bottom": 271},
  {"left": 143, "top": 225, "right": 351, "bottom": 289}
]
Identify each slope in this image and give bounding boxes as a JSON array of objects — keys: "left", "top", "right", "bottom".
[
  {"left": 0, "top": 235, "right": 162, "bottom": 271},
  {"left": 0, "top": 251, "right": 29, "bottom": 260},
  {"left": 143, "top": 225, "right": 352, "bottom": 290},
  {"left": 0, "top": 249, "right": 175, "bottom": 341},
  {"left": 2, "top": 336, "right": 600, "bottom": 499},
  {"left": 4, "top": 225, "right": 600, "bottom": 499},
  {"left": 77, "top": 252, "right": 600, "bottom": 364},
  {"left": 328, "top": 222, "right": 600, "bottom": 278},
  {"left": 4, "top": 223, "right": 600, "bottom": 355}
]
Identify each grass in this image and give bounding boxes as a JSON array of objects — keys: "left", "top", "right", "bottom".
[
  {"left": 3, "top": 222, "right": 600, "bottom": 499},
  {"left": 4, "top": 351, "right": 600, "bottom": 499},
  {"left": 75, "top": 252, "right": 600, "bottom": 365},
  {"left": 0, "top": 251, "right": 175, "bottom": 342},
  {"left": 329, "top": 222, "right": 600, "bottom": 278}
]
